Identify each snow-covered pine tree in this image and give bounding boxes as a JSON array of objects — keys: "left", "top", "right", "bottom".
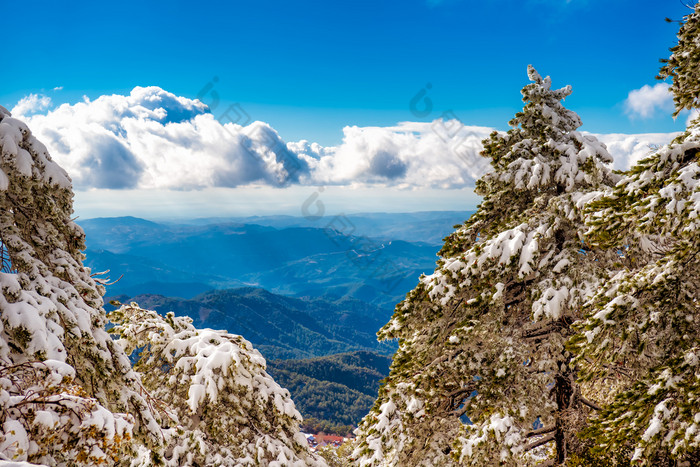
[
  {"left": 658, "top": 2, "right": 700, "bottom": 116},
  {"left": 352, "top": 66, "right": 618, "bottom": 466},
  {"left": 109, "top": 303, "right": 326, "bottom": 467},
  {"left": 0, "top": 106, "right": 163, "bottom": 465},
  {"left": 570, "top": 125, "right": 700, "bottom": 466},
  {"left": 0, "top": 105, "right": 321, "bottom": 467},
  {"left": 570, "top": 6, "right": 700, "bottom": 463}
]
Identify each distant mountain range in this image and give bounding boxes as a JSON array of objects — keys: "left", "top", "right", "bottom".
[
  {"left": 89, "top": 212, "right": 474, "bottom": 434},
  {"left": 108, "top": 287, "right": 397, "bottom": 360},
  {"left": 176, "top": 211, "right": 470, "bottom": 245},
  {"left": 81, "top": 212, "right": 472, "bottom": 309}
]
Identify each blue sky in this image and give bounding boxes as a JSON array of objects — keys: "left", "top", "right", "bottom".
[
  {"left": 0, "top": 1, "right": 693, "bottom": 218},
  {"left": 2, "top": 0, "right": 691, "bottom": 145}
]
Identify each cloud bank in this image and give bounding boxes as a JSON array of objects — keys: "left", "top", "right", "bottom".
[
  {"left": 11, "top": 86, "right": 677, "bottom": 192},
  {"left": 591, "top": 132, "right": 678, "bottom": 171}
]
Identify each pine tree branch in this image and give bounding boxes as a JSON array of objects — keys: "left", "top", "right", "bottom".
[
  {"left": 427, "top": 349, "right": 463, "bottom": 369},
  {"left": 452, "top": 405, "right": 469, "bottom": 418},
  {"left": 449, "top": 298, "right": 464, "bottom": 316},
  {"left": 523, "top": 320, "right": 560, "bottom": 338},
  {"left": 523, "top": 315, "right": 574, "bottom": 340},
  {"left": 579, "top": 397, "right": 602, "bottom": 411},
  {"left": 504, "top": 290, "right": 527, "bottom": 308},
  {"left": 442, "top": 385, "right": 476, "bottom": 415},
  {"left": 524, "top": 433, "right": 555, "bottom": 451},
  {"left": 523, "top": 324, "right": 561, "bottom": 340},
  {"left": 525, "top": 425, "right": 556, "bottom": 438},
  {"left": 447, "top": 387, "right": 474, "bottom": 400}
]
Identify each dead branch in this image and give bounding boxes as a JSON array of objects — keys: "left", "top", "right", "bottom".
[
  {"left": 524, "top": 433, "right": 555, "bottom": 451},
  {"left": 579, "top": 397, "right": 602, "bottom": 411},
  {"left": 525, "top": 425, "right": 556, "bottom": 438}
]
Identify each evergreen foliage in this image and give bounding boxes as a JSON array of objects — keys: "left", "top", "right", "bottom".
[
  {"left": 109, "top": 303, "right": 324, "bottom": 466},
  {"left": 658, "top": 3, "right": 700, "bottom": 116},
  {"left": 571, "top": 116, "right": 700, "bottom": 466},
  {"left": 0, "top": 106, "right": 163, "bottom": 465},
  {"left": 567, "top": 6, "right": 700, "bottom": 464},
  {"left": 352, "top": 66, "right": 618, "bottom": 466}
]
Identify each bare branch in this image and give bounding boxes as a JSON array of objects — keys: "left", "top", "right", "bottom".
[
  {"left": 427, "top": 349, "right": 463, "bottom": 369},
  {"left": 450, "top": 298, "right": 464, "bottom": 315},
  {"left": 525, "top": 425, "right": 556, "bottom": 438},
  {"left": 580, "top": 397, "right": 602, "bottom": 411},
  {"left": 447, "top": 387, "right": 473, "bottom": 400},
  {"left": 452, "top": 405, "right": 469, "bottom": 418},
  {"left": 524, "top": 433, "right": 555, "bottom": 451}
]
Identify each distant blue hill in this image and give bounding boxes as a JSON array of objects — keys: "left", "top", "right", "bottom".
[
  {"left": 107, "top": 287, "right": 397, "bottom": 360},
  {"left": 171, "top": 211, "right": 470, "bottom": 246},
  {"left": 81, "top": 211, "right": 473, "bottom": 309}
]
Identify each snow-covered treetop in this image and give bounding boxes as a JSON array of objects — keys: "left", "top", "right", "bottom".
[
  {"left": 110, "top": 303, "right": 325, "bottom": 467},
  {"left": 658, "top": 2, "right": 700, "bottom": 116},
  {"left": 477, "top": 65, "right": 613, "bottom": 196},
  {"left": 0, "top": 106, "right": 71, "bottom": 192},
  {"left": 456, "top": 66, "right": 617, "bottom": 250},
  {"left": 517, "top": 65, "right": 580, "bottom": 135},
  {"left": 353, "top": 68, "right": 619, "bottom": 466},
  {"left": 441, "top": 66, "right": 617, "bottom": 258},
  {"left": 0, "top": 105, "right": 163, "bottom": 464}
]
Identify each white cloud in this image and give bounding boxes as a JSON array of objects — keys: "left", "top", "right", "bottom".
[
  {"left": 10, "top": 86, "right": 679, "bottom": 195},
  {"left": 293, "top": 120, "right": 493, "bottom": 189},
  {"left": 14, "top": 87, "right": 492, "bottom": 190},
  {"left": 16, "top": 87, "right": 309, "bottom": 190},
  {"left": 53, "top": 86, "right": 64, "bottom": 91},
  {"left": 11, "top": 94, "right": 52, "bottom": 117},
  {"left": 624, "top": 83, "right": 674, "bottom": 119},
  {"left": 589, "top": 132, "right": 678, "bottom": 171}
]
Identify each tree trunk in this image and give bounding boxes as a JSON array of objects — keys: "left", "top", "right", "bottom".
[{"left": 554, "top": 371, "right": 573, "bottom": 465}]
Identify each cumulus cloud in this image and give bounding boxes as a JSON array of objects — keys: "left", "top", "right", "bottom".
[
  {"left": 11, "top": 94, "right": 53, "bottom": 117},
  {"left": 589, "top": 132, "right": 678, "bottom": 171},
  {"left": 625, "top": 83, "right": 674, "bottom": 119},
  {"left": 10, "top": 86, "right": 679, "bottom": 192},
  {"left": 14, "top": 87, "right": 492, "bottom": 190},
  {"left": 16, "top": 87, "right": 310, "bottom": 190},
  {"left": 292, "top": 120, "right": 493, "bottom": 189}
]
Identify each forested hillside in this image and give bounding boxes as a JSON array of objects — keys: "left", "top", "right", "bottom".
[
  {"left": 108, "top": 288, "right": 396, "bottom": 360},
  {"left": 268, "top": 351, "right": 392, "bottom": 433}
]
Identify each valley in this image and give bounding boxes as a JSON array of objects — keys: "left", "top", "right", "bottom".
[{"left": 89, "top": 212, "right": 471, "bottom": 434}]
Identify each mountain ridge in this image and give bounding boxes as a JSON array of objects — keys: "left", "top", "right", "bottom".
[
  {"left": 83, "top": 213, "right": 472, "bottom": 307},
  {"left": 108, "top": 287, "right": 397, "bottom": 360}
]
